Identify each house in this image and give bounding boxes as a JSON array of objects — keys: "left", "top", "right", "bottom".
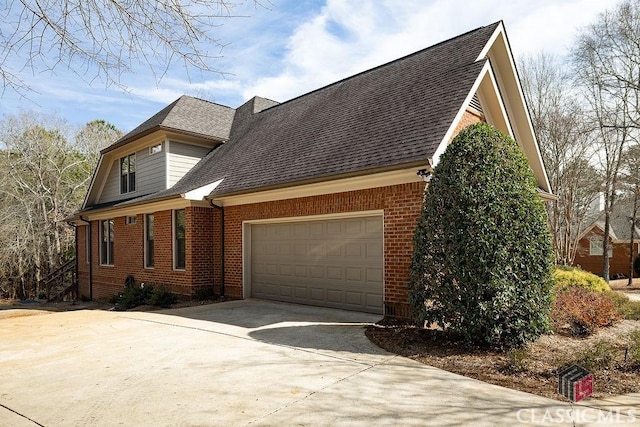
[
  {"left": 573, "top": 198, "right": 640, "bottom": 278},
  {"left": 68, "top": 21, "right": 552, "bottom": 317}
]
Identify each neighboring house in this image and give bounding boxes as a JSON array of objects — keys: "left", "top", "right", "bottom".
[
  {"left": 573, "top": 199, "right": 640, "bottom": 278},
  {"left": 68, "top": 21, "right": 552, "bottom": 317}
]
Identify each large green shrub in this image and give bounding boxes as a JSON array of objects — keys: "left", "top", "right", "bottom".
[
  {"left": 409, "top": 122, "right": 554, "bottom": 349},
  {"left": 552, "top": 267, "right": 610, "bottom": 293}
]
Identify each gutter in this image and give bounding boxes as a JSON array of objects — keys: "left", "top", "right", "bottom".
[
  {"left": 79, "top": 216, "right": 93, "bottom": 300},
  {"left": 209, "top": 201, "right": 225, "bottom": 299}
]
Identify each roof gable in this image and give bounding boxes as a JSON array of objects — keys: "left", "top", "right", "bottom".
[
  {"left": 103, "top": 96, "right": 235, "bottom": 153},
  {"left": 170, "top": 22, "right": 503, "bottom": 198},
  {"left": 77, "top": 21, "right": 554, "bottom": 214}
]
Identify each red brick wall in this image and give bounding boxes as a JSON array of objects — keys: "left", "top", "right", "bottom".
[
  {"left": 78, "top": 207, "right": 215, "bottom": 300},
  {"left": 573, "top": 229, "right": 638, "bottom": 278},
  {"left": 223, "top": 182, "right": 424, "bottom": 317}
]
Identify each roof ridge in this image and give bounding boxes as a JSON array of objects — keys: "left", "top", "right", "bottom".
[
  {"left": 176, "top": 94, "right": 236, "bottom": 111},
  {"left": 251, "top": 21, "right": 501, "bottom": 113}
]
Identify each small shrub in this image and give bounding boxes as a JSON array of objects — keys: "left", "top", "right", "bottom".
[
  {"left": 608, "top": 292, "right": 640, "bottom": 321},
  {"left": 194, "top": 286, "right": 215, "bottom": 301},
  {"left": 570, "top": 340, "right": 618, "bottom": 371},
  {"left": 111, "top": 284, "right": 154, "bottom": 311},
  {"left": 149, "top": 286, "right": 178, "bottom": 308},
  {"left": 503, "top": 346, "right": 531, "bottom": 373},
  {"left": 627, "top": 329, "right": 640, "bottom": 365},
  {"left": 551, "top": 286, "right": 622, "bottom": 336},
  {"left": 552, "top": 267, "right": 610, "bottom": 294}
]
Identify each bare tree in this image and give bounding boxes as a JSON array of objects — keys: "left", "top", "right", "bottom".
[
  {"left": 573, "top": 0, "right": 640, "bottom": 281},
  {"left": 519, "top": 52, "right": 601, "bottom": 265},
  {"left": 0, "top": 0, "right": 261, "bottom": 95},
  {"left": 621, "top": 143, "right": 640, "bottom": 284},
  {"left": 0, "top": 112, "right": 121, "bottom": 298}
]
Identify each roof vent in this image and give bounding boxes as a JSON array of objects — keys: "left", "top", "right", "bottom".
[{"left": 469, "top": 93, "right": 483, "bottom": 113}]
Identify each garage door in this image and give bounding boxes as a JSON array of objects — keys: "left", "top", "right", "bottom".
[{"left": 250, "top": 216, "right": 383, "bottom": 314}]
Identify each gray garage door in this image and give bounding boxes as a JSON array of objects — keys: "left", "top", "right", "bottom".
[{"left": 251, "top": 216, "right": 383, "bottom": 314}]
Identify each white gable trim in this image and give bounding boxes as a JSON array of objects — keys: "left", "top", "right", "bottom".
[
  {"left": 82, "top": 156, "right": 103, "bottom": 209},
  {"left": 433, "top": 61, "right": 513, "bottom": 166}
]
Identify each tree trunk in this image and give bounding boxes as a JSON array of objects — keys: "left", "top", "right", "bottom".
[{"left": 630, "top": 190, "right": 639, "bottom": 286}]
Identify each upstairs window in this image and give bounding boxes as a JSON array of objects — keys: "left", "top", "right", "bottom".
[
  {"left": 120, "top": 154, "right": 136, "bottom": 194},
  {"left": 149, "top": 143, "right": 163, "bottom": 155}
]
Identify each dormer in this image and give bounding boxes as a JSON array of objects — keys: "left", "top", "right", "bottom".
[{"left": 83, "top": 96, "right": 235, "bottom": 208}]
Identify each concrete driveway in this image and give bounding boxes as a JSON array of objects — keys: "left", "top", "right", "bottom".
[{"left": 0, "top": 300, "right": 634, "bottom": 426}]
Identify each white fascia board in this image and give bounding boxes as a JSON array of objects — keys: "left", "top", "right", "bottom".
[
  {"left": 183, "top": 178, "right": 224, "bottom": 201},
  {"left": 476, "top": 21, "right": 505, "bottom": 62},
  {"left": 212, "top": 167, "right": 428, "bottom": 207},
  {"left": 432, "top": 62, "right": 512, "bottom": 166},
  {"left": 82, "top": 156, "right": 103, "bottom": 209}
]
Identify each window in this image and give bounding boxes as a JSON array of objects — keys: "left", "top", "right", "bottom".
[
  {"left": 589, "top": 238, "right": 603, "bottom": 256},
  {"left": 145, "top": 214, "right": 154, "bottom": 268},
  {"left": 149, "top": 143, "right": 163, "bottom": 155},
  {"left": 100, "top": 219, "right": 114, "bottom": 265},
  {"left": 120, "top": 154, "right": 136, "bottom": 194},
  {"left": 174, "top": 209, "right": 186, "bottom": 270},
  {"left": 589, "top": 237, "right": 612, "bottom": 257},
  {"left": 126, "top": 215, "right": 137, "bottom": 225}
]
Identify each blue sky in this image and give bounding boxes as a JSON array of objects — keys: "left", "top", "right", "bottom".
[{"left": 0, "top": 0, "right": 611, "bottom": 134}]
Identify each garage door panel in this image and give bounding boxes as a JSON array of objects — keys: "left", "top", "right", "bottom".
[{"left": 251, "top": 216, "right": 383, "bottom": 314}]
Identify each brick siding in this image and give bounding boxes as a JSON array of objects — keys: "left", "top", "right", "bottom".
[
  {"left": 77, "top": 207, "right": 215, "bottom": 300},
  {"left": 573, "top": 229, "right": 639, "bottom": 278}
]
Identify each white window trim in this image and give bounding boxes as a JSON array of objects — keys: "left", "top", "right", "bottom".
[
  {"left": 589, "top": 238, "right": 603, "bottom": 256},
  {"left": 589, "top": 237, "right": 612, "bottom": 257},
  {"left": 149, "top": 142, "right": 163, "bottom": 155},
  {"left": 120, "top": 153, "right": 136, "bottom": 194},
  {"left": 173, "top": 209, "right": 186, "bottom": 271},
  {"left": 144, "top": 213, "right": 154, "bottom": 269},
  {"left": 126, "top": 215, "right": 137, "bottom": 225}
]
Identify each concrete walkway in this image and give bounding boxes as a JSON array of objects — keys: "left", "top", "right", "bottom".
[{"left": 0, "top": 300, "right": 637, "bottom": 426}]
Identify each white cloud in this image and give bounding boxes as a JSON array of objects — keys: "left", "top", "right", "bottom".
[{"left": 240, "top": 0, "right": 610, "bottom": 103}]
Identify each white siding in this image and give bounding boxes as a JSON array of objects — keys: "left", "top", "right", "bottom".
[
  {"left": 168, "top": 141, "right": 211, "bottom": 187},
  {"left": 97, "top": 145, "right": 167, "bottom": 204}
]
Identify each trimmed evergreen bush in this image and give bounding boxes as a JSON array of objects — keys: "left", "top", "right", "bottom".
[
  {"left": 409, "top": 122, "right": 554, "bottom": 349},
  {"left": 149, "top": 286, "right": 179, "bottom": 308},
  {"left": 552, "top": 266, "right": 611, "bottom": 293}
]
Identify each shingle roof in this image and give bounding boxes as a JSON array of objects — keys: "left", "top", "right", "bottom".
[
  {"left": 586, "top": 198, "right": 640, "bottom": 241},
  {"left": 102, "top": 96, "right": 236, "bottom": 154},
  {"left": 82, "top": 22, "right": 501, "bottom": 212},
  {"left": 164, "top": 22, "right": 499, "bottom": 198}
]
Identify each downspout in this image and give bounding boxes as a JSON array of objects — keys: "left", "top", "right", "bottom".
[
  {"left": 209, "top": 201, "right": 225, "bottom": 298},
  {"left": 79, "top": 216, "right": 93, "bottom": 300},
  {"left": 66, "top": 221, "right": 79, "bottom": 301}
]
